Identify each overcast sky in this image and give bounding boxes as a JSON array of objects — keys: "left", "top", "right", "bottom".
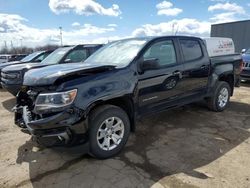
[{"left": 0, "top": 0, "right": 249, "bottom": 47}]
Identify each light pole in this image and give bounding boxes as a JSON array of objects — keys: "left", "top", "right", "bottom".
[
  {"left": 20, "top": 39, "right": 23, "bottom": 47},
  {"left": 59, "top": 26, "right": 63, "bottom": 46},
  {"left": 172, "top": 23, "right": 177, "bottom": 35}
]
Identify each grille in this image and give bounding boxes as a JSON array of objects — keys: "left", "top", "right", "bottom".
[
  {"left": 1, "top": 71, "right": 22, "bottom": 84},
  {"left": 243, "top": 62, "right": 250, "bottom": 68},
  {"left": 241, "top": 69, "right": 250, "bottom": 75}
]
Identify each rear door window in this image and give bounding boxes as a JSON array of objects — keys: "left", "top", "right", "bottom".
[{"left": 180, "top": 39, "right": 203, "bottom": 61}]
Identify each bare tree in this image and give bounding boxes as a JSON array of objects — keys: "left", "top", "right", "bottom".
[{"left": 0, "top": 44, "right": 59, "bottom": 55}]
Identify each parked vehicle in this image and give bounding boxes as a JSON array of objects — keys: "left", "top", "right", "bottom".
[
  {"left": 241, "top": 48, "right": 250, "bottom": 81},
  {"left": 1, "top": 44, "right": 103, "bottom": 95},
  {"left": 8, "top": 54, "right": 28, "bottom": 62},
  {"left": 0, "top": 54, "right": 15, "bottom": 64},
  {"left": 13, "top": 36, "right": 242, "bottom": 159},
  {"left": 0, "top": 50, "right": 53, "bottom": 87}
]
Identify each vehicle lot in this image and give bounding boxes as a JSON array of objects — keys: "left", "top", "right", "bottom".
[{"left": 0, "top": 85, "right": 249, "bottom": 188}]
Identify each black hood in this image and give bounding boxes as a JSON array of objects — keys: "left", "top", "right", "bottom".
[
  {"left": 23, "top": 63, "right": 115, "bottom": 86},
  {"left": 1, "top": 63, "right": 45, "bottom": 72}
]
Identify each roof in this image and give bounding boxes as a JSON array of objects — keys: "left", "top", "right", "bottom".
[
  {"left": 108, "top": 35, "right": 202, "bottom": 43},
  {"left": 211, "top": 19, "right": 250, "bottom": 26},
  {"left": 75, "top": 44, "right": 103, "bottom": 48},
  {"left": 0, "top": 54, "right": 14, "bottom": 56}
]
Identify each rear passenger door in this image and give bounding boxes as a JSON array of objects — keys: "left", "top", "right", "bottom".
[{"left": 179, "top": 38, "right": 210, "bottom": 96}]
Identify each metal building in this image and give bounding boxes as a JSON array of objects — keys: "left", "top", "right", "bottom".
[{"left": 211, "top": 20, "right": 250, "bottom": 53}]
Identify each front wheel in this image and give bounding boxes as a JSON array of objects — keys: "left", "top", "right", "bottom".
[
  {"left": 88, "top": 105, "right": 130, "bottom": 159},
  {"left": 207, "top": 81, "right": 231, "bottom": 112}
]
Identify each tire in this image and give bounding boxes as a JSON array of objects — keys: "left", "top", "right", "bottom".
[
  {"left": 207, "top": 81, "right": 231, "bottom": 112},
  {"left": 88, "top": 105, "right": 130, "bottom": 159}
]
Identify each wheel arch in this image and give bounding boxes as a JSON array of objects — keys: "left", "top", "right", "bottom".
[
  {"left": 218, "top": 73, "right": 234, "bottom": 96},
  {"left": 86, "top": 96, "right": 136, "bottom": 132}
]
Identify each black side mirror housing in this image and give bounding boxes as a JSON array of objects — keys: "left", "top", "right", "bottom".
[{"left": 140, "top": 58, "right": 160, "bottom": 72}]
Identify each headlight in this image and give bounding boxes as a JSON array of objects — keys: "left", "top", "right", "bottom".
[{"left": 35, "top": 89, "right": 77, "bottom": 112}]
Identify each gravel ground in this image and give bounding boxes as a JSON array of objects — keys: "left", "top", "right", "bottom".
[{"left": 0, "top": 84, "right": 249, "bottom": 188}]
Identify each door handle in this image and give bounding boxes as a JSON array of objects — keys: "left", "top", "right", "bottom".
[
  {"left": 173, "top": 70, "right": 181, "bottom": 76},
  {"left": 200, "top": 65, "right": 207, "bottom": 69}
]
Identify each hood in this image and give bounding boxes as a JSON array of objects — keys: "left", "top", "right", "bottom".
[
  {"left": 2, "top": 63, "right": 45, "bottom": 72},
  {"left": 23, "top": 63, "right": 115, "bottom": 86},
  {"left": 0, "top": 61, "right": 21, "bottom": 69},
  {"left": 242, "top": 53, "right": 250, "bottom": 62}
]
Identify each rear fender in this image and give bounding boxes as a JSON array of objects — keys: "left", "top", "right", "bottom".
[{"left": 208, "top": 64, "right": 234, "bottom": 95}]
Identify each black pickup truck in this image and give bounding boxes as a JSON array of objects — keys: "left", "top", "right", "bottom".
[
  {"left": 1, "top": 44, "right": 103, "bottom": 95},
  {"left": 13, "top": 36, "right": 242, "bottom": 159}
]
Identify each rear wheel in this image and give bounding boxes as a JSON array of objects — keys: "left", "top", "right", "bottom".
[
  {"left": 207, "top": 81, "right": 231, "bottom": 112},
  {"left": 88, "top": 105, "right": 130, "bottom": 159}
]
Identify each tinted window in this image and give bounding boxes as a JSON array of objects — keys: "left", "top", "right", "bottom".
[
  {"left": 21, "top": 51, "right": 43, "bottom": 62},
  {"left": 143, "top": 40, "right": 177, "bottom": 66},
  {"left": 180, "top": 40, "right": 202, "bottom": 61},
  {"left": 33, "top": 54, "right": 45, "bottom": 62},
  {"left": 65, "top": 49, "right": 88, "bottom": 63},
  {"left": 85, "top": 39, "right": 147, "bottom": 67},
  {"left": 0, "top": 56, "right": 7, "bottom": 59},
  {"left": 40, "top": 47, "right": 72, "bottom": 65}
]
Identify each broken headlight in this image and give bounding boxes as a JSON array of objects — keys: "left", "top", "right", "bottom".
[{"left": 34, "top": 89, "right": 77, "bottom": 113}]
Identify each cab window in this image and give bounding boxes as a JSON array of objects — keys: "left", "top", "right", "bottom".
[
  {"left": 180, "top": 39, "right": 203, "bottom": 61},
  {"left": 143, "top": 40, "right": 177, "bottom": 67},
  {"left": 34, "top": 53, "right": 46, "bottom": 62},
  {"left": 65, "top": 49, "right": 88, "bottom": 63}
]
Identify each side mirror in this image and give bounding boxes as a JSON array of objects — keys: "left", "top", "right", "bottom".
[
  {"left": 64, "top": 58, "right": 72, "bottom": 63},
  {"left": 241, "top": 49, "right": 246, "bottom": 54},
  {"left": 141, "top": 58, "right": 160, "bottom": 72}
]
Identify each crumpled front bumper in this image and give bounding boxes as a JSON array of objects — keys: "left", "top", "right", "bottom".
[{"left": 14, "top": 105, "right": 88, "bottom": 144}]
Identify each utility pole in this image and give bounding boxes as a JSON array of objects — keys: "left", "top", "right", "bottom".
[
  {"left": 4, "top": 41, "right": 7, "bottom": 49},
  {"left": 11, "top": 41, "right": 13, "bottom": 49},
  {"left": 59, "top": 26, "right": 63, "bottom": 46},
  {"left": 175, "top": 25, "right": 179, "bottom": 35},
  {"left": 20, "top": 39, "right": 23, "bottom": 47},
  {"left": 172, "top": 23, "right": 176, "bottom": 35}
]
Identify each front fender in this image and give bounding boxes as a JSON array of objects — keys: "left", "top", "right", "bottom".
[{"left": 61, "top": 68, "right": 137, "bottom": 112}]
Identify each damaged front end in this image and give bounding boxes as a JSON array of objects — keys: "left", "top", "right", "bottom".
[{"left": 14, "top": 87, "right": 88, "bottom": 146}]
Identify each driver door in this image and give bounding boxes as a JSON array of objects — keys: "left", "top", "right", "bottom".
[{"left": 137, "top": 38, "right": 185, "bottom": 115}]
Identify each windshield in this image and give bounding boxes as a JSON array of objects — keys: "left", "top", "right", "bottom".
[
  {"left": 246, "top": 49, "right": 250, "bottom": 54},
  {"left": 21, "top": 51, "right": 42, "bottom": 62},
  {"left": 40, "top": 47, "right": 72, "bottom": 65},
  {"left": 84, "top": 39, "right": 147, "bottom": 67}
]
